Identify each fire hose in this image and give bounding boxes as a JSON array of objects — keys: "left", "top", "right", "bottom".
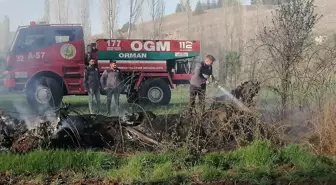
[{"left": 208, "top": 75, "right": 252, "bottom": 114}]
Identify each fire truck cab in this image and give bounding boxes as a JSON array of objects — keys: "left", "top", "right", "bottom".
[{"left": 3, "top": 21, "right": 200, "bottom": 114}]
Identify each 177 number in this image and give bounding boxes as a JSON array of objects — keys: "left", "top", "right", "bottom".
[{"left": 107, "top": 40, "right": 121, "bottom": 47}]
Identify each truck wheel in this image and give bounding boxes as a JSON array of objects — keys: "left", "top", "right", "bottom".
[
  {"left": 139, "top": 78, "right": 171, "bottom": 105},
  {"left": 26, "top": 77, "right": 63, "bottom": 114}
]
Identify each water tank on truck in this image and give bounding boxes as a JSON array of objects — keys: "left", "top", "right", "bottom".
[{"left": 92, "top": 39, "right": 201, "bottom": 105}]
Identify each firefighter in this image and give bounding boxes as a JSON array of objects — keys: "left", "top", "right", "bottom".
[
  {"left": 189, "top": 54, "right": 217, "bottom": 113},
  {"left": 84, "top": 59, "right": 101, "bottom": 114},
  {"left": 100, "top": 60, "right": 123, "bottom": 114}
]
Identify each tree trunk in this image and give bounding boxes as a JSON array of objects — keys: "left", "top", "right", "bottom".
[
  {"left": 281, "top": 69, "right": 290, "bottom": 120},
  {"left": 128, "top": 0, "right": 132, "bottom": 39}
]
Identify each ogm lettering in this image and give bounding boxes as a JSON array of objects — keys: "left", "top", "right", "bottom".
[{"left": 130, "top": 41, "right": 170, "bottom": 52}]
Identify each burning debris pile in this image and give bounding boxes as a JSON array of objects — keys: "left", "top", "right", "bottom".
[
  {"left": 122, "top": 80, "right": 269, "bottom": 151},
  {"left": 0, "top": 109, "right": 28, "bottom": 151},
  {"left": 0, "top": 80, "right": 273, "bottom": 153},
  {"left": 167, "top": 81, "right": 268, "bottom": 151},
  {"left": 0, "top": 105, "right": 159, "bottom": 153}
]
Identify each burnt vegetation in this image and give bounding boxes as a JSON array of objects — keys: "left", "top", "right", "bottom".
[
  {"left": 1, "top": 0, "right": 336, "bottom": 184},
  {"left": 0, "top": 80, "right": 268, "bottom": 154}
]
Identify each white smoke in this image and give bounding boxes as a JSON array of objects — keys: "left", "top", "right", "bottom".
[
  {"left": 11, "top": 102, "right": 59, "bottom": 131},
  {"left": 12, "top": 102, "right": 39, "bottom": 130}
]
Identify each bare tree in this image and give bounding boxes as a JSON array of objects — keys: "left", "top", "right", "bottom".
[
  {"left": 248, "top": 0, "right": 261, "bottom": 81},
  {"left": 42, "top": 0, "right": 50, "bottom": 23},
  {"left": 78, "top": 0, "right": 91, "bottom": 44},
  {"left": 0, "top": 16, "right": 10, "bottom": 61},
  {"left": 180, "top": 0, "right": 192, "bottom": 39},
  {"left": 242, "top": 0, "right": 264, "bottom": 82},
  {"left": 128, "top": 0, "right": 145, "bottom": 38},
  {"left": 180, "top": 0, "right": 192, "bottom": 12},
  {"left": 3, "top": 16, "right": 9, "bottom": 51},
  {"left": 214, "top": 0, "right": 243, "bottom": 85},
  {"left": 101, "top": 0, "right": 119, "bottom": 39},
  {"left": 257, "top": 0, "right": 321, "bottom": 118},
  {"left": 147, "top": 0, "right": 165, "bottom": 39},
  {"left": 53, "top": 0, "right": 69, "bottom": 24}
]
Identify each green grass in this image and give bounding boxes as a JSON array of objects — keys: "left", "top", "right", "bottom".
[
  {"left": 0, "top": 150, "right": 121, "bottom": 174},
  {"left": 0, "top": 84, "right": 281, "bottom": 116},
  {"left": 0, "top": 141, "right": 335, "bottom": 184},
  {"left": 0, "top": 86, "right": 190, "bottom": 115}
]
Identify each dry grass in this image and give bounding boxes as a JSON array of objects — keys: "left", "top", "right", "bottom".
[{"left": 309, "top": 102, "right": 336, "bottom": 156}]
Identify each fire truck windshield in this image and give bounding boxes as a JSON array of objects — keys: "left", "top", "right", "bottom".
[
  {"left": 10, "top": 26, "right": 82, "bottom": 55},
  {"left": 11, "top": 28, "right": 47, "bottom": 54}
]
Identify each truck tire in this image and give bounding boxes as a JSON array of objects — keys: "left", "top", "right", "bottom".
[
  {"left": 138, "top": 78, "right": 171, "bottom": 105},
  {"left": 26, "top": 77, "right": 63, "bottom": 114}
]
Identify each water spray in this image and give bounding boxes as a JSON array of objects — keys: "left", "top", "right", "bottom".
[{"left": 212, "top": 81, "right": 252, "bottom": 114}]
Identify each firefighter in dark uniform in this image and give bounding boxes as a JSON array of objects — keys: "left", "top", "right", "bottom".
[
  {"left": 100, "top": 60, "right": 124, "bottom": 115},
  {"left": 84, "top": 59, "right": 101, "bottom": 114},
  {"left": 189, "top": 54, "right": 217, "bottom": 113}
]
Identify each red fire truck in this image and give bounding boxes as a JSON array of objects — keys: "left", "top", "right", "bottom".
[{"left": 2, "top": 21, "right": 200, "bottom": 113}]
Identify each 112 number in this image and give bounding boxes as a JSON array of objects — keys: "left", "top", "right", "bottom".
[{"left": 179, "top": 41, "right": 192, "bottom": 49}]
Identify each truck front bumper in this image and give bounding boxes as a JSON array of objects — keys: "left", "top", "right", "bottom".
[{"left": 4, "top": 78, "right": 16, "bottom": 88}]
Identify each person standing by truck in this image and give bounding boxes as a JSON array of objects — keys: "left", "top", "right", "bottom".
[
  {"left": 84, "top": 59, "right": 101, "bottom": 114},
  {"left": 100, "top": 60, "right": 124, "bottom": 114},
  {"left": 189, "top": 54, "right": 217, "bottom": 113}
]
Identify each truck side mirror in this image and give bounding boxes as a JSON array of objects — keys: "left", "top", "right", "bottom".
[
  {"left": 87, "top": 43, "right": 97, "bottom": 52},
  {"left": 86, "top": 43, "right": 97, "bottom": 65},
  {"left": 87, "top": 44, "right": 92, "bottom": 53}
]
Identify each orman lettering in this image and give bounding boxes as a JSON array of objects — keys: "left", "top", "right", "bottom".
[{"left": 118, "top": 53, "right": 147, "bottom": 58}]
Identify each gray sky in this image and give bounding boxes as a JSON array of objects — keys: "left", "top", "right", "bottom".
[{"left": 0, "top": 0, "right": 250, "bottom": 34}]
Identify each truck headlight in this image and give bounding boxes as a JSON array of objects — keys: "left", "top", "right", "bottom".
[{"left": 3, "top": 71, "right": 12, "bottom": 79}]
